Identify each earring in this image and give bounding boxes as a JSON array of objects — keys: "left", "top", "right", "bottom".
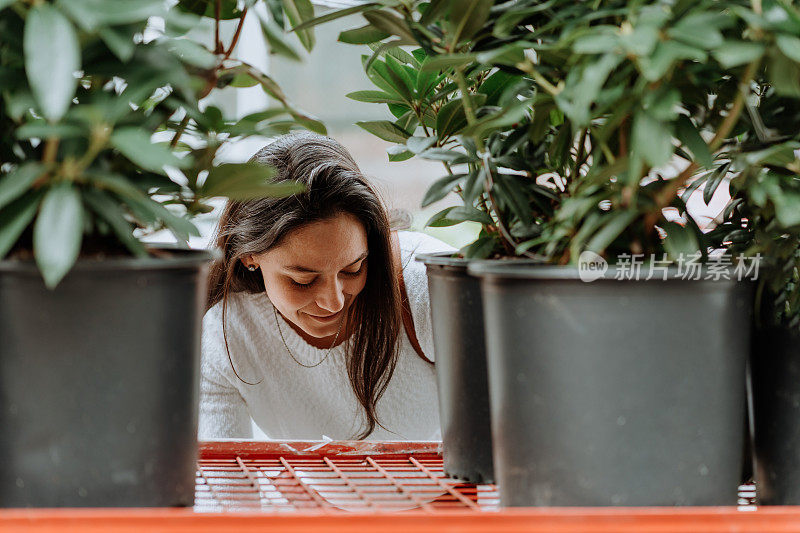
[{"left": 247, "top": 265, "right": 258, "bottom": 271}]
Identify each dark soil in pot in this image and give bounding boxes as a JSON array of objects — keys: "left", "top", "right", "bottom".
[{"left": 0, "top": 250, "right": 210, "bottom": 507}]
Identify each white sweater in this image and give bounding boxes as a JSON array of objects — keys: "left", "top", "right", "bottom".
[{"left": 199, "top": 231, "right": 456, "bottom": 441}]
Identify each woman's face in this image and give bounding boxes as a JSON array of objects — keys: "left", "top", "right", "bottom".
[{"left": 245, "top": 212, "right": 369, "bottom": 339}]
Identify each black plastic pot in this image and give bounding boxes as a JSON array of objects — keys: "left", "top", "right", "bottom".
[
  {"left": 467, "top": 262, "right": 753, "bottom": 507},
  {"left": 751, "top": 323, "right": 800, "bottom": 504},
  {"left": 416, "top": 253, "right": 494, "bottom": 484},
  {"left": 0, "top": 250, "right": 210, "bottom": 507}
]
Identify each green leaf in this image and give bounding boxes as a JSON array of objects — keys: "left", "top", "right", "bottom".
[
  {"left": 461, "top": 98, "right": 530, "bottom": 139},
  {"left": 743, "top": 142, "right": 800, "bottom": 166},
  {"left": 167, "top": 38, "right": 217, "bottom": 68},
  {"left": 425, "top": 205, "right": 492, "bottom": 227},
  {"left": 776, "top": 34, "right": 800, "bottom": 63},
  {"left": 419, "top": 148, "right": 472, "bottom": 164},
  {"left": 24, "top": 4, "right": 80, "bottom": 122},
  {"left": 476, "top": 42, "right": 527, "bottom": 66},
  {"left": 363, "top": 10, "right": 415, "bottom": 42},
  {"left": 0, "top": 163, "right": 46, "bottom": 211},
  {"left": 406, "top": 135, "right": 437, "bottom": 154},
  {"left": 283, "top": 0, "right": 316, "bottom": 51},
  {"left": 356, "top": 120, "right": 411, "bottom": 143},
  {"left": 0, "top": 191, "right": 42, "bottom": 259},
  {"left": 436, "top": 94, "right": 487, "bottom": 140},
  {"left": 661, "top": 220, "right": 699, "bottom": 260},
  {"left": 639, "top": 40, "right": 706, "bottom": 81},
  {"left": 421, "top": 172, "right": 467, "bottom": 207},
  {"left": 632, "top": 111, "right": 673, "bottom": 167},
  {"left": 91, "top": 171, "right": 200, "bottom": 240},
  {"left": 264, "top": 0, "right": 285, "bottom": 29},
  {"left": 176, "top": 0, "right": 242, "bottom": 20},
  {"left": 675, "top": 116, "right": 713, "bottom": 168},
  {"left": 201, "top": 162, "right": 302, "bottom": 200},
  {"left": 98, "top": 26, "right": 136, "bottom": 62},
  {"left": 58, "top": 0, "right": 164, "bottom": 30},
  {"left": 110, "top": 128, "right": 190, "bottom": 174},
  {"left": 418, "top": 53, "right": 477, "bottom": 74},
  {"left": 620, "top": 24, "right": 659, "bottom": 56},
  {"left": 447, "top": 205, "right": 493, "bottom": 225},
  {"left": 33, "top": 183, "right": 84, "bottom": 289},
  {"left": 16, "top": 121, "right": 86, "bottom": 140},
  {"left": 667, "top": 13, "right": 725, "bottom": 49},
  {"left": 573, "top": 31, "right": 620, "bottom": 55},
  {"left": 426, "top": 206, "right": 459, "bottom": 227},
  {"left": 769, "top": 51, "right": 800, "bottom": 97},
  {"left": 713, "top": 41, "right": 764, "bottom": 68},
  {"left": 82, "top": 189, "right": 147, "bottom": 257},
  {"left": 642, "top": 87, "right": 680, "bottom": 121},
  {"left": 448, "top": 0, "right": 492, "bottom": 46},
  {"left": 339, "top": 25, "right": 390, "bottom": 45},
  {"left": 292, "top": 3, "right": 378, "bottom": 32},
  {"left": 420, "top": 0, "right": 450, "bottom": 26},
  {"left": 248, "top": 69, "right": 289, "bottom": 103},
  {"left": 703, "top": 164, "right": 729, "bottom": 205},
  {"left": 461, "top": 235, "right": 495, "bottom": 259},
  {"left": 478, "top": 70, "right": 522, "bottom": 106},
  {"left": 384, "top": 54, "right": 415, "bottom": 103},
  {"left": 585, "top": 210, "right": 638, "bottom": 254},
  {"left": 259, "top": 12, "right": 302, "bottom": 62},
  {"left": 387, "top": 144, "right": 414, "bottom": 162},
  {"left": 346, "top": 90, "right": 405, "bottom": 104},
  {"left": 556, "top": 54, "right": 621, "bottom": 127}
]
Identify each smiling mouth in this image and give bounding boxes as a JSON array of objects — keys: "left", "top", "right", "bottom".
[{"left": 307, "top": 310, "right": 342, "bottom": 320}]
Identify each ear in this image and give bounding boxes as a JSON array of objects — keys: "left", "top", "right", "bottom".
[{"left": 241, "top": 255, "right": 255, "bottom": 269}]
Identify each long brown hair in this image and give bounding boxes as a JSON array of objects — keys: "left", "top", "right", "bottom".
[{"left": 206, "top": 132, "right": 402, "bottom": 439}]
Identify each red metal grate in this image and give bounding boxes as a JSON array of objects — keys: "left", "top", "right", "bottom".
[
  {"left": 195, "top": 441, "right": 499, "bottom": 512},
  {"left": 0, "top": 441, "right": 795, "bottom": 533}
]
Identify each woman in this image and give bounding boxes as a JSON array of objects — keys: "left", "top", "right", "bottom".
[{"left": 200, "top": 132, "right": 454, "bottom": 440}]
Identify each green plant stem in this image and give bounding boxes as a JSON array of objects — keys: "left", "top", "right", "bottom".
[
  {"left": 214, "top": 0, "right": 222, "bottom": 54},
  {"left": 573, "top": 128, "right": 587, "bottom": 178},
  {"left": 481, "top": 155, "right": 541, "bottom": 259},
  {"left": 170, "top": 115, "right": 191, "bottom": 149},
  {"left": 223, "top": 8, "right": 248, "bottom": 61},
  {"left": 518, "top": 60, "right": 560, "bottom": 96},
  {"left": 454, "top": 67, "right": 476, "bottom": 124},
  {"left": 648, "top": 59, "right": 760, "bottom": 221},
  {"left": 42, "top": 138, "right": 59, "bottom": 164}
]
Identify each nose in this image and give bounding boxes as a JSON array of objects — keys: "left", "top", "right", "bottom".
[{"left": 315, "top": 277, "right": 345, "bottom": 314}]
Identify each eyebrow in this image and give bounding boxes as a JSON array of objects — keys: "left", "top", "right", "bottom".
[{"left": 284, "top": 251, "right": 369, "bottom": 274}]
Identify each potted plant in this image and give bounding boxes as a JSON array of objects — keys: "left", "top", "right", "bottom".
[
  {"left": 0, "top": 0, "right": 320, "bottom": 507},
  {"left": 306, "top": 0, "right": 791, "bottom": 506},
  {"left": 722, "top": 44, "right": 800, "bottom": 503}
]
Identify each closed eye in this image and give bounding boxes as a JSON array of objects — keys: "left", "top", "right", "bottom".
[
  {"left": 341, "top": 262, "right": 366, "bottom": 277},
  {"left": 289, "top": 261, "right": 365, "bottom": 288}
]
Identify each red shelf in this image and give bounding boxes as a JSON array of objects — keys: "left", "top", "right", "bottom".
[{"left": 1, "top": 440, "right": 799, "bottom": 532}]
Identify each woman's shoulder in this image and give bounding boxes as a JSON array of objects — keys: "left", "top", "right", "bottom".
[
  {"left": 203, "top": 291, "right": 265, "bottom": 332},
  {"left": 201, "top": 291, "right": 272, "bottom": 376},
  {"left": 396, "top": 231, "right": 456, "bottom": 362},
  {"left": 397, "top": 230, "right": 457, "bottom": 267}
]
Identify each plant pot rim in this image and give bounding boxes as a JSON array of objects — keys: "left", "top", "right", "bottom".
[
  {"left": 467, "top": 260, "right": 755, "bottom": 283},
  {"left": 0, "top": 246, "right": 215, "bottom": 274},
  {"left": 416, "top": 252, "right": 544, "bottom": 268}
]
